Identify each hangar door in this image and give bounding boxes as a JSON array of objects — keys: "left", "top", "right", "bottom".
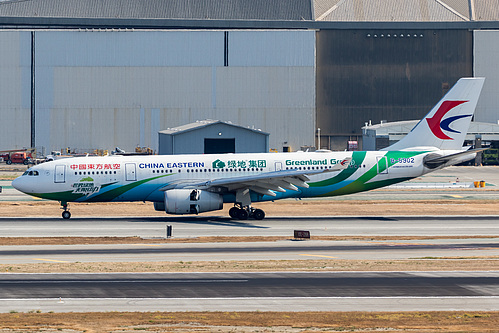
[{"left": 204, "top": 138, "right": 235, "bottom": 154}]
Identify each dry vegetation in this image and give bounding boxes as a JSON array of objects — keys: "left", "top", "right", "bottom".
[
  {"left": 1, "top": 258, "right": 499, "bottom": 274},
  {"left": 1, "top": 311, "right": 498, "bottom": 332}
]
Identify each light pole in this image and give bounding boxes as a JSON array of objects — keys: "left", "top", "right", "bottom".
[{"left": 317, "top": 128, "right": 321, "bottom": 150}]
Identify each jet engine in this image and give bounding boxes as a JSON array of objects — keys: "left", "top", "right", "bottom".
[{"left": 157, "top": 189, "right": 223, "bottom": 215}]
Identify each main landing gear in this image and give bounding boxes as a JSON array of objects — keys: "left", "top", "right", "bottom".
[
  {"left": 229, "top": 204, "right": 265, "bottom": 220},
  {"left": 61, "top": 202, "right": 71, "bottom": 219}
]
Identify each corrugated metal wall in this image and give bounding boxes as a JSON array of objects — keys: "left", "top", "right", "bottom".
[
  {"left": 0, "top": 31, "right": 31, "bottom": 151},
  {"left": 0, "top": 30, "right": 315, "bottom": 153},
  {"left": 474, "top": 30, "right": 499, "bottom": 124},
  {"left": 316, "top": 29, "right": 472, "bottom": 150}
]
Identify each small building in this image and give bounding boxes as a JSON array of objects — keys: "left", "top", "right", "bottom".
[{"left": 158, "top": 120, "right": 269, "bottom": 155}]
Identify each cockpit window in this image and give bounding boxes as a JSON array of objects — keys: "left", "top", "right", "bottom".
[{"left": 23, "top": 170, "right": 39, "bottom": 176}]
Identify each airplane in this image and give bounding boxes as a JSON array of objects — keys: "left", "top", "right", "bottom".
[{"left": 12, "top": 77, "right": 485, "bottom": 220}]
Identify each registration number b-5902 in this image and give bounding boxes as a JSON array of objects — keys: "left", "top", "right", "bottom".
[{"left": 390, "top": 157, "right": 415, "bottom": 164}]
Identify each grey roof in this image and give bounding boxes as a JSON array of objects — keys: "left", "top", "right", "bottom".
[
  {"left": 474, "top": 0, "right": 499, "bottom": 21},
  {"left": 440, "top": 0, "right": 470, "bottom": 20},
  {"left": 314, "top": 0, "right": 342, "bottom": 20},
  {"left": 159, "top": 120, "right": 269, "bottom": 136},
  {"left": 1, "top": 0, "right": 499, "bottom": 27},
  {"left": 316, "top": 0, "right": 468, "bottom": 22},
  {"left": 0, "top": 0, "right": 313, "bottom": 20}
]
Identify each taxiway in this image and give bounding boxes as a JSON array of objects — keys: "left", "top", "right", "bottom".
[
  {"left": 0, "top": 272, "right": 498, "bottom": 312},
  {"left": 1, "top": 215, "right": 499, "bottom": 238}
]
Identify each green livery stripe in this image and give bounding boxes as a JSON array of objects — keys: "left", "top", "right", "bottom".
[
  {"left": 85, "top": 174, "right": 171, "bottom": 202},
  {"left": 317, "top": 151, "right": 426, "bottom": 196},
  {"left": 309, "top": 151, "right": 367, "bottom": 187},
  {"left": 352, "top": 177, "right": 413, "bottom": 192},
  {"left": 32, "top": 181, "right": 119, "bottom": 201},
  {"left": 32, "top": 174, "right": 171, "bottom": 202},
  {"left": 31, "top": 190, "right": 86, "bottom": 202}
]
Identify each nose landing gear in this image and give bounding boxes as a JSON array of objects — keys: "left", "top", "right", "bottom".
[
  {"left": 61, "top": 202, "right": 71, "bottom": 219},
  {"left": 229, "top": 204, "right": 265, "bottom": 220}
]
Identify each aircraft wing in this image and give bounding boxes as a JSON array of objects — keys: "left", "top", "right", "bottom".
[{"left": 159, "top": 157, "right": 351, "bottom": 196}]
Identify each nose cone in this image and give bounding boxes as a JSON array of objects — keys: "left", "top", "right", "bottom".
[{"left": 12, "top": 175, "right": 30, "bottom": 194}]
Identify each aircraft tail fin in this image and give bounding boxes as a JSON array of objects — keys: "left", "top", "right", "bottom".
[{"left": 383, "top": 77, "right": 485, "bottom": 151}]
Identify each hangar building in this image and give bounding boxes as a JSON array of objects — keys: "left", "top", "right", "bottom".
[
  {"left": 158, "top": 120, "right": 269, "bottom": 155},
  {"left": 1, "top": 0, "right": 499, "bottom": 154}
]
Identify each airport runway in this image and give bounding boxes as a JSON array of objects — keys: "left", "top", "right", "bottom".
[
  {"left": 1, "top": 215, "right": 499, "bottom": 238},
  {"left": 0, "top": 215, "right": 498, "bottom": 313},
  {"left": 0, "top": 272, "right": 498, "bottom": 312},
  {"left": 0, "top": 217, "right": 498, "bottom": 313},
  {"left": 1, "top": 238, "right": 499, "bottom": 264},
  {"left": 1, "top": 215, "right": 498, "bottom": 263}
]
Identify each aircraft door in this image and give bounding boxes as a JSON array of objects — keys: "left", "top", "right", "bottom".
[
  {"left": 125, "top": 163, "right": 137, "bottom": 181},
  {"left": 376, "top": 156, "right": 388, "bottom": 174},
  {"left": 274, "top": 162, "right": 283, "bottom": 171},
  {"left": 54, "top": 165, "right": 65, "bottom": 183}
]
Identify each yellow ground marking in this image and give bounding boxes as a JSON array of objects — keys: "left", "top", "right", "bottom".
[
  {"left": 367, "top": 241, "right": 499, "bottom": 251},
  {"left": 449, "top": 195, "right": 464, "bottom": 198},
  {"left": 33, "top": 258, "right": 70, "bottom": 263},
  {"left": 299, "top": 254, "right": 337, "bottom": 259}
]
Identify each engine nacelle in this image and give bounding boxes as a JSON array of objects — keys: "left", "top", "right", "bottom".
[{"left": 163, "top": 189, "right": 223, "bottom": 215}]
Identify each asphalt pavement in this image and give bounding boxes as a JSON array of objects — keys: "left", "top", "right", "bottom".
[{"left": 0, "top": 272, "right": 498, "bottom": 312}]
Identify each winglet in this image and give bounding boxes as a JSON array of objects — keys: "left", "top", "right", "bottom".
[{"left": 383, "top": 78, "right": 485, "bottom": 151}]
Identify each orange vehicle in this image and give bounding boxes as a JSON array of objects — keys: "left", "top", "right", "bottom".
[{"left": 2, "top": 151, "right": 32, "bottom": 165}]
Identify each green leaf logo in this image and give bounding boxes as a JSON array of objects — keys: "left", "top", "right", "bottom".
[
  {"left": 212, "top": 159, "right": 226, "bottom": 169},
  {"left": 80, "top": 177, "right": 94, "bottom": 182}
]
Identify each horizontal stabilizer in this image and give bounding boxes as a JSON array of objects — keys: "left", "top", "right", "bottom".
[{"left": 423, "top": 148, "right": 487, "bottom": 169}]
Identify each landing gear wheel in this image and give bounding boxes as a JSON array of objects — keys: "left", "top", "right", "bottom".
[
  {"left": 253, "top": 209, "right": 265, "bottom": 220},
  {"left": 238, "top": 209, "right": 249, "bottom": 220},
  {"left": 60, "top": 202, "right": 71, "bottom": 220},
  {"left": 229, "top": 207, "right": 240, "bottom": 219}
]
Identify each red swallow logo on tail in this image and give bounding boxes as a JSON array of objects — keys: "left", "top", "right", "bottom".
[{"left": 426, "top": 100, "right": 470, "bottom": 140}]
